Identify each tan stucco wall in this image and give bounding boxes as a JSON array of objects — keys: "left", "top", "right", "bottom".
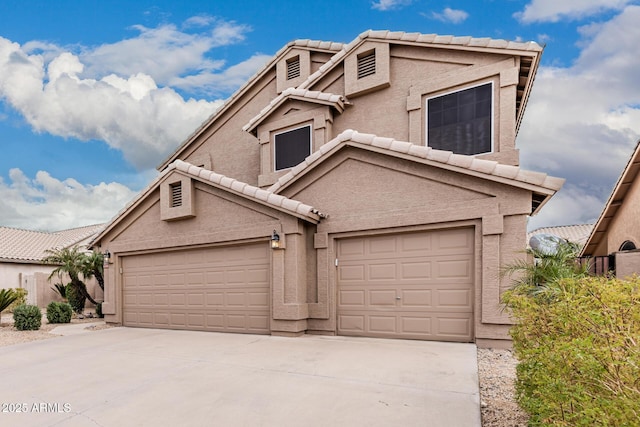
[
  {"left": 95, "top": 40, "right": 548, "bottom": 344},
  {"left": 278, "top": 147, "right": 532, "bottom": 341},
  {"left": 614, "top": 250, "right": 640, "bottom": 279},
  {"left": 599, "top": 173, "right": 640, "bottom": 255},
  {"left": 96, "top": 173, "right": 315, "bottom": 334},
  {"left": 315, "top": 44, "right": 520, "bottom": 166}
]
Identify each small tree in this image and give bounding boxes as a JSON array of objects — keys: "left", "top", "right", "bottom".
[
  {"left": 82, "top": 251, "right": 104, "bottom": 291},
  {"left": 43, "top": 246, "right": 98, "bottom": 312}
]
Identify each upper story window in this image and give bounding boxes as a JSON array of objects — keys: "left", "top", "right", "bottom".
[
  {"left": 357, "top": 50, "right": 376, "bottom": 79},
  {"left": 286, "top": 56, "right": 301, "bottom": 80},
  {"left": 427, "top": 83, "right": 493, "bottom": 156},
  {"left": 274, "top": 125, "right": 312, "bottom": 171}
]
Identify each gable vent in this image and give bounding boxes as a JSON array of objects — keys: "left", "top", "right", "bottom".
[
  {"left": 286, "top": 56, "right": 301, "bottom": 80},
  {"left": 357, "top": 51, "right": 376, "bottom": 79},
  {"left": 169, "top": 182, "right": 182, "bottom": 207}
]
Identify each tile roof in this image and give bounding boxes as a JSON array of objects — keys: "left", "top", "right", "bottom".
[
  {"left": 298, "top": 29, "right": 542, "bottom": 92},
  {"left": 173, "top": 160, "right": 326, "bottom": 221},
  {"left": 91, "top": 160, "right": 327, "bottom": 246},
  {"left": 242, "top": 88, "right": 345, "bottom": 134},
  {"left": 157, "top": 39, "right": 344, "bottom": 171},
  {"left": 528, "top": 223, "right": 594, "bottom": 249},
  {"left": 268, "top": 129, "right": 564, "bottom": 210},
  {"left": 0, "top": 223, "right": 105, "bottom": 263}
]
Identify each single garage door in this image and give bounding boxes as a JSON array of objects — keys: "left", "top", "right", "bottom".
[
  {"left": 122, "top": 243, "right": 270, "bottom": 334},
  {"left": 337, "top": 228, "right": 474, "bottom": 342}
]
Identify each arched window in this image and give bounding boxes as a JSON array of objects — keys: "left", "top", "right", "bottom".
[{"left": 619, "top": 240, "right": 636, "bottom": 251}]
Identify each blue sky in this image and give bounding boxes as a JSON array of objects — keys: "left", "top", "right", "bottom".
[{"left": 1, "top": 0, "right": 639, "bottom": 232}]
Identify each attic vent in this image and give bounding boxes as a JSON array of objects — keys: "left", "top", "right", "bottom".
[
  {"left": 357, "top": 50, "right": 376, "bottom": 79},
  {"left": 169, "top": 182, "right": 182, "bottom": 207},
  {"left": 286, "top": 56, "right": 301, "bottom": 80}
]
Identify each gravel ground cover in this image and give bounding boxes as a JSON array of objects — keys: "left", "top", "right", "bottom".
[
  {"left": 0, "top": 313, "right": 113, "bottom": 347},
  {"left": 478, "top": 348, "right": 528, "bottom": 426}
]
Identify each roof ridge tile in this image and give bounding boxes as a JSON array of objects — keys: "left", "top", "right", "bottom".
[
  {"left": 172, "top": 160, "right": 325, "bottom": 221},
  {"left": 270, "top": 130, "right": 563, "bottom": 195}
]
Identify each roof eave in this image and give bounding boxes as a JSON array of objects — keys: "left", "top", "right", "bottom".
[
  {"left": 580, "top": 139, "right": 640, "bottom": 256},
  {"left": 157, "top": 41, "right": 344, "bottom": 172}
]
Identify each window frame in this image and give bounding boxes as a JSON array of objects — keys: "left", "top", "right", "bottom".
[
  {"left": 424, "top": 81, "right": 494, "bottom": 156},
  {"left": 273, "top": 124, "right": 313, "bottom": 172}
]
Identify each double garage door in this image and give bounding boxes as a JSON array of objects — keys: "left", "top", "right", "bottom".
[
  {"left": 121, "top": 243, "right": 270, "bottom": 334},
  {"left": 121, "top": 229, "right": 473, "bottom": 342},
  {"left": 337, "top": 228, "right": 475, "bottom": 342}
]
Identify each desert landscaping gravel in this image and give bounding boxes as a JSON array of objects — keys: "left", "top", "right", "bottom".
[
  {"left": 1, "top": 314, "right": 525, "bottom": 426},
  {"left": 478, "top": 348, "right": 528, "bottom": 426}
]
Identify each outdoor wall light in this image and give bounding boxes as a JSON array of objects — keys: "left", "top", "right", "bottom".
[
  {"left": 103, "top": 250, "right": 111, "bottom": 261},
  {"left": 271, "top": 230, "right": 281, "bottom": 249}
]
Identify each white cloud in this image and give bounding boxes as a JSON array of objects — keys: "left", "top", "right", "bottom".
[
  {"left": 521, "top": 5, "right": 640, "bottom": 229},
  {"left": 515, "top": 0, "right": 634, "bottom": 23},
  {"left": 431, "top": 8, "right": 469, "bottom": 24},
  {"left": 0, "top": 36, "right": 223, "bottom": 169},
  {"left": 80, "top": 19, "right": 251, "bottom": 92},
  {"left": 0, "top": 168, "right": 138, "bottom": 232},
  {"left": 372, "top": 0, "right": 412, "bottom": 11}
]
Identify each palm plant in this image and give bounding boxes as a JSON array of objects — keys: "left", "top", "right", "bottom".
[
  {"left": 50, "top": 283, "right": 67, "bottom": 299},
  {"left": 43, "top": 246, "right": 99, "bottom": 311},
  {"left": 0, "top": 288, "right": 18, "bottom": 318},
  {"left": 82, "top": 251, "right": 104, "bottom": 291},
  {"left": 502, "top": 239, "right": 589, "bottom": 301}
]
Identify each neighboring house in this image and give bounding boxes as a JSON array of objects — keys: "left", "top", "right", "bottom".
[
  {"left": 0, "top": 224, "right": 104, "bottom": 307},
  {"left": 581, "top": 140, "right": 640, "bottom": 278},
  {"left": 91, "top": 30, "right": 563, "bottom": 347},
  {"left": 527, "top": 223, "right": 594, "bottom": 250}
]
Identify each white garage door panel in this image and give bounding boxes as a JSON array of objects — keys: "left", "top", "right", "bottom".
[
  {"left": 122, "top": 243, "right": 270, "bottom": 334},
  {"left": 337, "top": 228, "right": 474, "bottom": 342}
]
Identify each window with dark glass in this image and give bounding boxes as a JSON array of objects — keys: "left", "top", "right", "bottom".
[
  {"left": 274, "top": 125, "right": 311, "bottom": 171},
  {"left": 427, "top": 83, "right": 492, "bottom": 155}
]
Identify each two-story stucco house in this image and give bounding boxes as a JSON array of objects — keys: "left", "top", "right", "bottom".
[{"left": 91, "top": 30, "right": 563, "bottom": 347}]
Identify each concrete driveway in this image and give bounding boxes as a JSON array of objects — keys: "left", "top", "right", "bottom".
[{"left": 0, "top": 327, "right": 481, "bottom": 426}]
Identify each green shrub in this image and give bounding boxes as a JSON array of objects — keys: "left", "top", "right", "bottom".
[
  {"left": 12, "top": 304, "right": 42, "bottom": 331},
  {"left": 65, "top": 283, "right": 86, "bottom": 313},
  {"left": 46, "top": 301, "right": 72, "bottom": 324},
  {"left": 95, "top": 302, "right": 104, "bottom": 318},
  {"left": 503, "top": 276, "right": 640, "bottom": 426},
  {"left": 6, "top": 287, "right": 28, "bottom": 312}
]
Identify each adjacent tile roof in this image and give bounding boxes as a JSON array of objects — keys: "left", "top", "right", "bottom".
[
  {"left": 0, "top": 223, "right": 105, "bottom": 263},
  {"left": 157, "top": 39, "right": 344, "bottom": 171},
  {"left": 528, "top": 224, "right": 594, "bottom": 249},
  {"left": 242, "top": 88, "right": 345, "bottom": 134},
  {"left": 268, "top": 129, "right": 563, "bottom": 214},
  {"left": 581, "top": 140, "right": 640, "bottom": 256}
]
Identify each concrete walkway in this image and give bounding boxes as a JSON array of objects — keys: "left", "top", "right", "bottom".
[{"left": 0, "top": 328, "right": 481, "bottom": 426}]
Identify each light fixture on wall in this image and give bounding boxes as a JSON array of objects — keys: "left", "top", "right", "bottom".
[
  {"left": 103, "top": 250, "right": 111, "bottom": 262},
  {"left": 271, "top": 230, "right": 281, "bottom": 249}
]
